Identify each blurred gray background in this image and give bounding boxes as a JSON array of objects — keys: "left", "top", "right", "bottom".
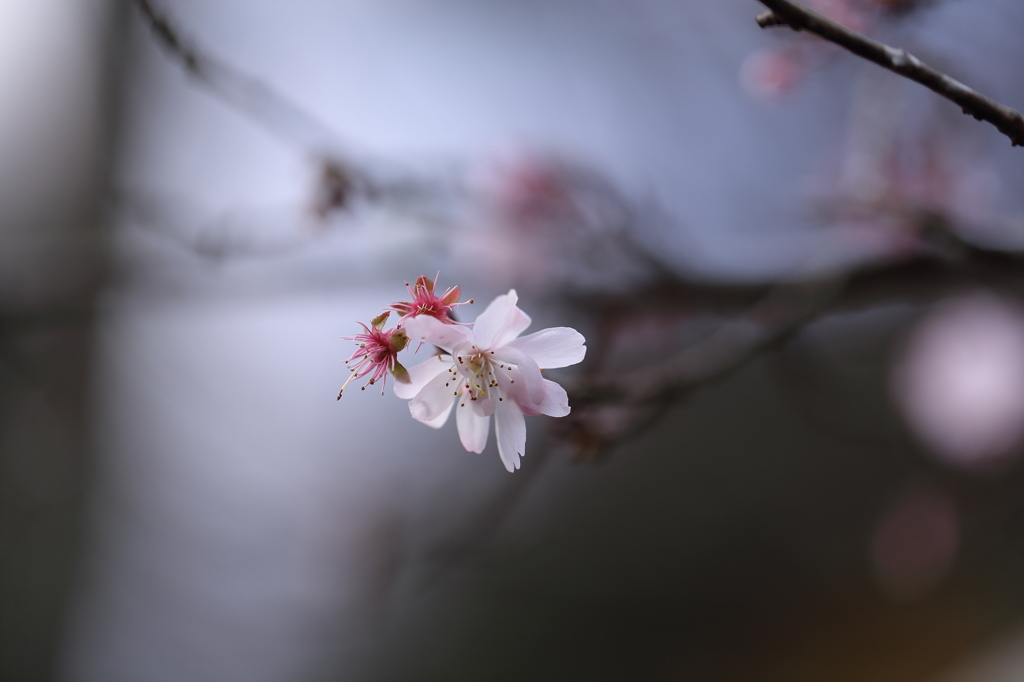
[{"left": 2, "top": 1, "right": 1024, "bottom": 680}]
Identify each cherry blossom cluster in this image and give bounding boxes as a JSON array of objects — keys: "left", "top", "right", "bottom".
[{"left": 339, "top": 275, "right": 587, "bottom": 472}]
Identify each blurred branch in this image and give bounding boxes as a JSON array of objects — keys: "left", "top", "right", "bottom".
[
  {"left": 133, "top": 0, "right": 438, "bottom": 214},
  {"left": 134, "top": 0, "right": 349, "bottom": 157},
  {"left": 563, "top": 228, "right": 1024, "bottom": 459},
  {"left": 755, "top": 0, "right": 1024, "bottom": 148},
  {"left": 572, "top": 280, "right": 839, "bottom": 405},
  {"left": 132, "top": 0, "right": 475, "bottom": 222}
]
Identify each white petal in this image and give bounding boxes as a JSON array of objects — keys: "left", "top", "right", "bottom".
[
  {"left": 472, "top": 290, "right": 518, "bottom": 349},
  {"left": 450, "top": 340, "right": 473, "bottom": 367},
  {"left": 409, "top": 370, "right": 458, "bottom": 423},
  {"left": 394, "top": 354, "right": 453, "bottom": 400},
  {"left": 506, "top": 327, "right": 586, "bottom": 369},
  {"left": 404, "top": 316, "right": 471, "bottom": 353},
  {"left": 495, "top": 399, "right": 526, "bottom": 472},
  {"left": 492, "top": 306, "right": 532, "bottom": 348},
  {"left": 492, "top": 345, "right": 545, "bottom": 404},
  {"left": 456, "top": 403, "right": 490, "bottom": 453},
  {"left": 424, "top": 401, "right": 454, "bottom": 429},
  {"left": 495, "top": 363, "right": 526, "bottom": 403},
  {"left": 495, "top": 362, "right": 525, "bottom": 396},
  {"left": 520, "top": 378, "right": 571, "bottom": 418}
]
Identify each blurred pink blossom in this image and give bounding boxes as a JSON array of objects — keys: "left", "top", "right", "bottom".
[
  {"left": 892, "top": 293, "right": 1024, "bottom": 468},
  {"left": 740, "top": 48, "right": 804, "bottom": 100}
]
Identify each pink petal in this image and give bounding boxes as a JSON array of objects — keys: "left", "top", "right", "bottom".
[
  {"left": 472, "top": 290, "right": 518, "bottom": 349},
  {"left": 492, "top": 306, "right": 532, "bottom": 348},
  {"left": 495, "top": 369, "right": 568, "bottom": 418},
  {"left": 505, "top": 327, "right": 586, "bottom": 369},
  {"left": 456, "top": 403, "right": 490, "bottom": 453},
  {"left": 495, "top": 399, "right": 526, "bottom": 472},
  {"left": 404, "top": 316, "right": 471, "bottom": 353},
  {"left": 440, "top": 285, "right": 461, "bottom": 306},
  {"left": 409, "top": 371, "right": 458, "bottom": 423},
  {"left": 492, "top": 345, "right": 545, "bottom": 404},
  {"left": 394, "top": 354, "right": 452, "bottom": 400}
]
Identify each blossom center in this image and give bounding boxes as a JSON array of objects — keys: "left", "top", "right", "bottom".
[{"left": 454, "top": 349, "right": 502, "bottom": 402}]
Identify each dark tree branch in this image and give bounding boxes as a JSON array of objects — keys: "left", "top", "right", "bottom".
[{"left": 756, "top": 0, "right": 1024, "bottom": 148}]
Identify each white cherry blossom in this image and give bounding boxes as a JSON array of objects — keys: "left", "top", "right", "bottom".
[{"left": 395, "top": 290, "right": 585, "bottom": 471}]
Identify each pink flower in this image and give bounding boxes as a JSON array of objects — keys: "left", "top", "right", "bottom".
[
  {"left": 395, "top": 290, "right": 586, "bottom": 471},
  {"left": 338, "top": 312, "right": 409, "bottom": 398},
  {"left": 389, "top": 274, "right": 470, "bottom": 324}
]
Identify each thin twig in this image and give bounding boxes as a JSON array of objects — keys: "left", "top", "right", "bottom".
[{"left": 756, "top": 0, "right": 1024, "bottom": 148}]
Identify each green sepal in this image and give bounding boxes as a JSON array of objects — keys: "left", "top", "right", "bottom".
[
  {"left": 391, "top": 360, "right": 411, "bottom": 384},
  {"left": 389, "top": 330, "right": 409, "bottom": 353}
]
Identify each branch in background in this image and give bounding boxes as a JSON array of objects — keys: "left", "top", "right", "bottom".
[
  {"left": 129, "top": 0, "right": 681, "bottom": 286},
  {"left": 755, "top": 0, "right": 1024, "bottom": 148},
  {"left": 133, "top": 0, "right": 444, "bottom": 212},
  {"left": 135, "top": 0, "right": 345, "bottom": 156},
  {"left": 131, "top": 0, "right": 515, "bottom": 229},
  {"left": 562, "top": 228, "right": 1024, "bottom": 459}
]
